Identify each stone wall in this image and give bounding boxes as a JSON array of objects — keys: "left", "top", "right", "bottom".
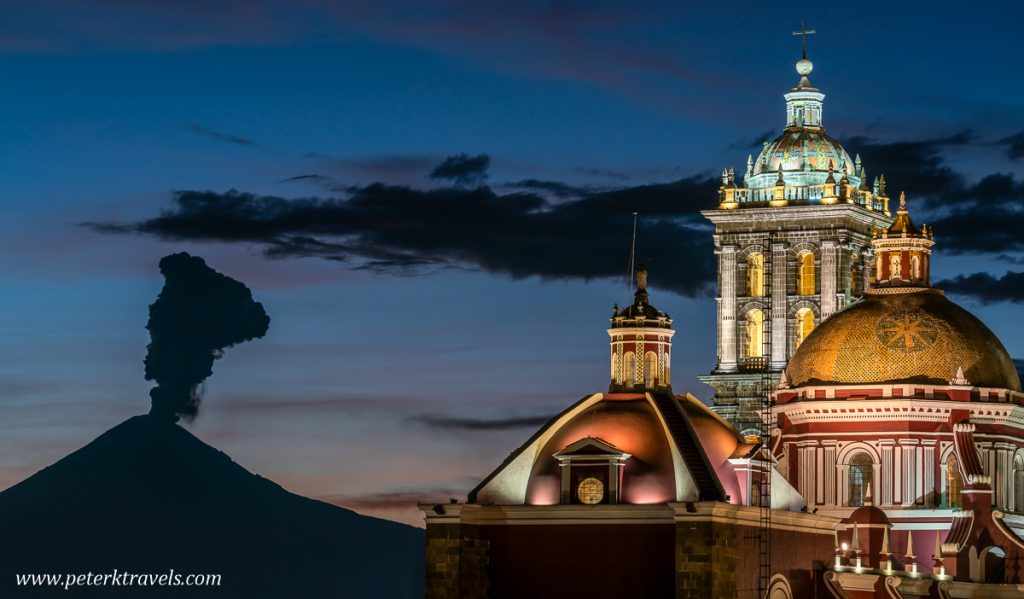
[
  {"left": 424, "top": 522, "right": 489, "bottom": 599},
  {"left": 675, "top": 519, "right": 738, "bottom": 598}
]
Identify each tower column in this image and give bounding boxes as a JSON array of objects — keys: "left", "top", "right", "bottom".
[
  {"left": 820, "top": 240, "right": 838, "bottom": 318},
  {"left": 719, "top": 245, "right": 738, "bottom": 372},
  {"left": 771, "top": 242, "right": 788, "bottom": 369}
]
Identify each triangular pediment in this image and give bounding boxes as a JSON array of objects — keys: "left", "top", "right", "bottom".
[{"left": 554, "top": 436, "right": 631, "bottom": 460}]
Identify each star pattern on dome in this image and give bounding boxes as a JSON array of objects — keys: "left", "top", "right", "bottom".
[{"left": 875, "top": 310, "right": 940, "bottom": 353}]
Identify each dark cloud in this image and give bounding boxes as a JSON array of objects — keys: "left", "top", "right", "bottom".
[
  {"left": 82, "top": 166, "right": 720, "bottom": 296},
  {"left": 281, "top": 174, "right": 332, "bottom": 184},
  {"left": 186, "top": 123, "right": 262, "bottom": 147},
  {"left": 996, "top": 132, "right": 1024, "bottom": 161},
  {"left": 502, "top": 179, "right": 591, "bottom": 198},
  {"left": 845, "top": 132, "right": 1024, "bottom": 257},
  {"left": 411, "top": 414, "right": 553, "bottom": 431},
  {"left": 322, "top": 489, "right": 466, "bottom": 511},
  {"left": 428, "top": 153, "right": 490, "bottom": 186},
  {"left": 928, "top": 173, "right": 1024, "bottom": 254},
  {"left": 574, "top": 167, "right": 632, "bottom": 182},
  {"left": 934, "top": 271, "right": 1024, "bottom": 304},
  {"left": 729, "top": 128, "right": 775, "bottom": 152},
  {"left": 848, "top": 130, "right": 972, "bottom": 207}
]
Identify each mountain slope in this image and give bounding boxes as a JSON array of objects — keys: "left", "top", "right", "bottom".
[{"left": 0, "top": 415, "right": 423, "bottom": 598}]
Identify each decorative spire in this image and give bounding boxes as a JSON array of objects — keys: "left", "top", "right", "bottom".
[
  {"left": 899, "top": 191, "right": 907, "bottom": 212},
  {"left": 950, "top": 366, "right": 971, "bottom": 386},
  {"left": 904, "top": 531, "right": 917, "bottom": 574},
  {"left": 879, "top": 526, "right": 893, "bottom": 571},
  {"left": 776, "top": 165, "right": 785, "bottom": 186}
]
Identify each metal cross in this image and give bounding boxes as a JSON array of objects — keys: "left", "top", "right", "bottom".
[{"left": 792, "top": 19, "right": 816, "bottom": 59}]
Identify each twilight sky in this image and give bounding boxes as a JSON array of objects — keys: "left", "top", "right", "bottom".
[{"left": 2, "top": 1, "right": 1023, "bottom": 527}]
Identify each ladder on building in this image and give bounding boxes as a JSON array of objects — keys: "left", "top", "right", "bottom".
[{"left": 757, "top": 233, "right": 774, "bottom": 599}]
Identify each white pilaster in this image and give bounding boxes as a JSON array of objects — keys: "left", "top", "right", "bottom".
[
  {"left": 820, "top": 240, "right": 838, "bottom": 318},
  {"left": 771, "top": 242, "right": 788, "bottom": 368},
  {"left": 824, "top": 442, "right": 836, "bottom": 505},
  {"left": 719, "top": 246, "right": 738, "bottom": 372},
  {"left": 880, "top": 441, "right": 894, "bottom": 506}
]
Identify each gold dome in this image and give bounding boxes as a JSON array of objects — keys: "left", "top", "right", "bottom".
[{"left": 785, "top": 289, "right": 1020, "bottom": 391}]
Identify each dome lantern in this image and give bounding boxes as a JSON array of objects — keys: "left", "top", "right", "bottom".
[
  {"left": 870, "top": 192, "right": 935, "bottom": 288},
  {"left": 608, "top": 266, "right": 674, "bottom": 392}
]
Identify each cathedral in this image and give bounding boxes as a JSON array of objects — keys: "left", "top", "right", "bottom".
[{"left": 421, "top": 42, "right": 1024, "bottom": 599}]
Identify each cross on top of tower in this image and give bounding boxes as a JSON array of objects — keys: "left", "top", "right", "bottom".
[{"left": 792, "top": 19, "right": 816, "bottom": 59}]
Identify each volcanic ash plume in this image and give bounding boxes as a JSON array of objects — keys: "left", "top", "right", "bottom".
[{"left": 145, "top": 253, "right": 270, "bottom": 423}]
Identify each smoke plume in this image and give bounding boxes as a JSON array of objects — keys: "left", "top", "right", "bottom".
[{"left": 145, "top": 253, "right": 270, "bottom": 422}]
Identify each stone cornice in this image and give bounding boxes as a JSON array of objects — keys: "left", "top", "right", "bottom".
[
  {"left": 419, "top": 501, "right": 840, "bottom": 533},
  {"left": 701, "top": 204, "right": 884, "bottom": 227},
  {"left": 774, "top": 399, "right": 1024, "bottom": 427}
]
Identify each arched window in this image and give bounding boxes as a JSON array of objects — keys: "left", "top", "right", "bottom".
[
  {"left": 911, "top": 255, "right": 921, "bottom": 280},
  {"left": 799, "top": 253, "right": 815, "bottom": 295},
  {"left": 947, "top": 454, "right": 963, "bottom": 508},
  {"left": 746, "top": 309, "right": 764, "bottom": 359},
  {"left": 610, "top": 353, "right": 619, "bottom": 382},
  {"left": 748, "top": 253, "right": 765, "bottom": 297},
  {"left": 624, "top": 352, "right": 636, "bottom": 386},
  {"left": 889, "top": 254, "right": 901, "bottom": 281},
  {"left": 644, "top": 352, "right": 658, "bottom": 388},
  {"left": 796, "top": 308, "right": 815, "bottom": 348},
  {"left": 849, "top": 453, "right": 873, "bottom": 507}
]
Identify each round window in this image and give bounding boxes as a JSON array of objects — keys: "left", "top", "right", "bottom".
[{"left": 577, "top": 476, "right": 605, "bottom": 505}]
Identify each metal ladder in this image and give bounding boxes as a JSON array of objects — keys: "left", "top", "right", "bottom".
[{"left": 757, "top": 234, "right": 774, "bottom": 599}]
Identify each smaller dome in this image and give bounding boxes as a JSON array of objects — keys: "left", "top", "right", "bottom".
[
  {"left": 847, "top": 505, "right": 889, "bottom": 526},
  {"left": 785, "top": 289, "right": 1021, "bottom": 391},
  {"left": 754, "top": 129, "right": 854, "bottom": 177}
]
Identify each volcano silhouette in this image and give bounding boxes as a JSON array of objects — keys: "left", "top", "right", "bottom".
[{"left": 0, "top": 414, "right": 423, "bottom": 598}]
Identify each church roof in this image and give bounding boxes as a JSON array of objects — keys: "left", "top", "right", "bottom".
[
  {"left": 784, "top": 289, "right": 1021, "bottom": 391},
  {"left": 468, "top": 392, "right": 737, "bottom": 506}
]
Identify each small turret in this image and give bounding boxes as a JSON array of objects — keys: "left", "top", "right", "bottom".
[
  {"left": 868, "top": 192, "right": 935, "bottom": 290},
  {"left": 608, "top": 267, "right": 674, "bottom": 393}
]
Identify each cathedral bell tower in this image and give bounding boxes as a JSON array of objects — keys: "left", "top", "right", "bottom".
[
  {"left": 699, "top": 42, "right": 893, "bottom": 436},
  {"left": 608, "top": 266, "right": 674, "bottom": 392}
]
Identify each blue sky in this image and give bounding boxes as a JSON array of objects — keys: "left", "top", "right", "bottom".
[{"left": 1, "top": 1, "right": 1023, "bottom": 526}]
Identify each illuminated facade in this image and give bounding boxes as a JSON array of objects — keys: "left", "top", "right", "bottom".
[
  {"left": 422, "top": 269, "right": 831, "bottom": 599},
  {"left": 771, "top": 198, "right": 1024, "bottom": 595},
  {"left": 699, "top": 51, "right": 893, "bottom": 436},
  {"left": 420, "top": 43, "right": 1024, "bottom": 599}
]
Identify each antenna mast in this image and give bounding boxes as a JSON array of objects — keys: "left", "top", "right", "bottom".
[{"left": 627, "top": 212, "right": 638, "bottom": 292}]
